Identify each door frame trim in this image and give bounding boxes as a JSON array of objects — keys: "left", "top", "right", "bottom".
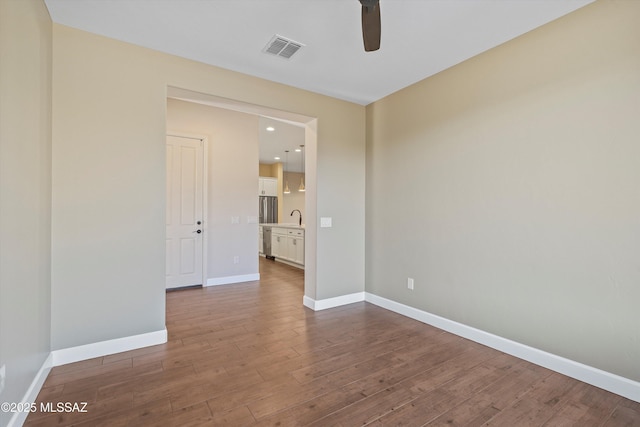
[{"left": 166, "top": 131, "right": 209, "bottom": 287}]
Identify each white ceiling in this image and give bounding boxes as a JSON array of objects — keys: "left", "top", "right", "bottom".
[
  {"left": 259, "top": 117, "right": 306, "bottom": 173},
  {"left": 45, "top": 0, "right": 594, "bottom": 106},
  {"left": 45, "top": 0, "right": 594, "bottom": 170},
  {"left": 169, "top": 87, "right": 308, "bottom": 171}
]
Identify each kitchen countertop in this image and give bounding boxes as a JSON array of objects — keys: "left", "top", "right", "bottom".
[{"left": 260, "top": 223, "right": 305, "bottom": 230}]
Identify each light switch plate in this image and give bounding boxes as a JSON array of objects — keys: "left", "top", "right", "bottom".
[
  {"left": 320, "top": 217, "right": 332, "bottom": 228},
  {"left": 231, "top": 216, "right": 240, "bottom": 224}
]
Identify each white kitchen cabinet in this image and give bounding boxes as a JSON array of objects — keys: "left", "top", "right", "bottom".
[
  {"left": 259, "top": 177, "right": 278, "bottom": 197},
  {"left": 286, "top": 229, "right": 304, "bottom": 265},
  {"left": 270, "top": 227, "right": 304, "bottom": 266},
  {"left": 271, "top": 227, "right": 287, "bottom": 258},
  {"left": 258, "top": 226, "right": 263, "bottom": 255}
]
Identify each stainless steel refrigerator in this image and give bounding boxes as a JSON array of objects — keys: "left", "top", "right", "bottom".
[{"left": 259, "top": 196, "right": 277, "bottom": 224}]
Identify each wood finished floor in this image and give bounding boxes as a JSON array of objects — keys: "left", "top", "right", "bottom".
[{"left": 26, "top": 258, "right": 640, "bottom": 426}]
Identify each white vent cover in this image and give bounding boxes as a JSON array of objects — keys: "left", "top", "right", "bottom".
[{"left": 263, "top": 35, "right": 304, "bottom": 59}]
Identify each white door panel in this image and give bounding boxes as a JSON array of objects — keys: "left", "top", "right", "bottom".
[{"left": 166, "top": 135, "right": 203, "bottom": 289}]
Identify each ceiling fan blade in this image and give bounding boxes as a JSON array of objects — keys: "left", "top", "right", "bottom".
[{"left": 361, "top": 0, "right": 381, "bottom": 52}]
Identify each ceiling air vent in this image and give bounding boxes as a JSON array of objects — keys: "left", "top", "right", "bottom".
[{"left": 263, "top": 35, "right": 304, "bottom": 59}]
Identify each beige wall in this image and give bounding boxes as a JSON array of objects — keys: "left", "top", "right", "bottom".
[
  {"left": 366, "top": 0, "right": 640, "bottom": 381},
  {"left": 51, "top": 24, "right": 365, "bottom": 349},
  {"left": 259, "top": 163, "right": 278, "bottom": 178},
  {"left": 167, "top": 98, "right": 259, "bottom": 280},
  {"left": 0, "top": 0, "right": 52, "bottom": 420}
]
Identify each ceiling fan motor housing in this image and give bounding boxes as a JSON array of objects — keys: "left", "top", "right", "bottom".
[
  {"left": 360, "top": 0, "right": 381, "bottom": 51},
  {"left": 359, "top": 0, "right": 379, "bottom": 8}
]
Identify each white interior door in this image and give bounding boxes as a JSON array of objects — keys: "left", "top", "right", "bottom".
[{"left": 166, "top": 135, "right": 204, "bottom": 289}]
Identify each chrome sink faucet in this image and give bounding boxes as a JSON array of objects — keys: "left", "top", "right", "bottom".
[{"left": 291, "top": 209, "right": 302, "bottom": 227}]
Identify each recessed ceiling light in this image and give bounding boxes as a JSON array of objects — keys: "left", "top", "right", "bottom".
[
  {"left": 295, "top": 148, "right": 301, "bottom": 152},
  {"left": 274, "top": 156, "right": 280, "bottom": 160},
  {"left": 266, "top": 126, "right": 275, "bottom": 132}
]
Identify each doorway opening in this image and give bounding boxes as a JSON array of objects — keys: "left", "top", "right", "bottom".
[{"left": 166, "top": 86, "right": 318, "bottom": 299}]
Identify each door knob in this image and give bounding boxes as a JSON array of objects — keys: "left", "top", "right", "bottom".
[{"left": 193, "top": 229, "right": 202, "bottom": 234}]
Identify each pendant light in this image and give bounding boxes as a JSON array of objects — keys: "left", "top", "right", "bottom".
[
  {"left": 298, "top": 145, "right": 305, "bottom": 192},
  {"left": 283, "top": 150, "right": 291, "bottom": 194}
]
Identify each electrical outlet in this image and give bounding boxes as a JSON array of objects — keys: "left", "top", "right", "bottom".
[
  {"left": 233, "top": 256, "right": 240, "bottom": 264},
  {"left": 0, "top": 364, "right": 6, "bottom": 394},
  {"left": 407, "top": 278, "right": 414, "bottom": 290}
]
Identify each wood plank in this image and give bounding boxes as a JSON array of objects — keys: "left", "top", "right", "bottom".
[
  {"left": 480, "top": 372, "right": 579, "bottom": 426},
  {"left": 424, "top": 360, "right": 547, "bottom": 426},
  {"left": 603, "top": 398, "right": 640, "bottom": 427}
]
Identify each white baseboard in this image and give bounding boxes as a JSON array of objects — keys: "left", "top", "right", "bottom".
[
  {"left": 51, "top": 328, "right": 168, "bottom": 367},
  {"left": 365, "top": 292, "right": 640, "bottom": 403},
  {"left": 302, "top": 295, "right": 315, "bottom": 310},
  {"left": 206, "top": 273, "right": 260, "bottom": 286},
  {"left": 7, "top": 353, "right": 53, "bottom": 427},
  {"left": 303, "top": 292, "right": 365, "bottom": 311}
]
